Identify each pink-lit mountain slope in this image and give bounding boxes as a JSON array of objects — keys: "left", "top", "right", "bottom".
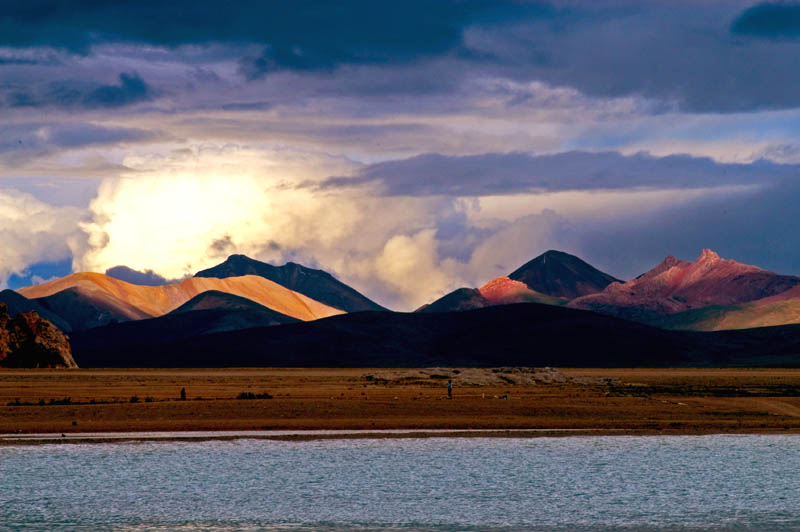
[
  {"left": 570, "top": 249, "right": 800, "bottom": 326},
  {"left": 417, "top": 250, "right": 607, "bottom": 312}
]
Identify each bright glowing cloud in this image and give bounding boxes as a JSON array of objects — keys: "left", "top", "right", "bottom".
[
  {"left": 373, "top": 229, "right": 457, "bottom": 309},
  {"left": 78, "top": 145, "right": 364, "bottom": 279},
  {"left": 0, "top": 189, "right": 87, "bottom": 286}
]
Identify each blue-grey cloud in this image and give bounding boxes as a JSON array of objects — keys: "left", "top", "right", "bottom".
[
  {"left": 219, "top": 101, "right": 273, "bottom": 111},
  {"left": 7, "top": 72, "right": 153, "bottom": 109},
  {"left": 0, "top": 123, "right": 159, "bottom": 155},
  {"left": 82, "top": 72, "right": 152, "bottom": 108},
  {"left": 322, "top": 151, "right": 800, "bottom": 196},
  {"left": 0, "top": 177, "right": 102, "bottom": 208},
  {"left": 575, "top": 177, "right": 800, "bottom": 280},
  {"left": 732, "top": 2, "right": 800, "bottom": 38},
  {"left": 105, "top": 266, "right": 175, "bottom": 286},
  {"left": 0, "top": 57, "right": 38, "bottom": 65}
]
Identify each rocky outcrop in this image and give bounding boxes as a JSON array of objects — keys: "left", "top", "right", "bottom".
[{"left": 0, "top": 303, "right": 76, "bottom": 368}]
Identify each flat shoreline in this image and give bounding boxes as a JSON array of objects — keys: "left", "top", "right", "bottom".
[
  {"left": 5, "top": 427, "right": 800, "bottom": 446},
  {"left": 3, "top": 367, "right": 800, "bottom": 437},
  {"left": 0, "top": 428, "right": 625, "bottom": 445}
]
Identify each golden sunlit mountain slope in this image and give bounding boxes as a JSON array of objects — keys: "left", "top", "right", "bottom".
[{"left": 17, "top": 273, "right": 343, "bottom": 323}]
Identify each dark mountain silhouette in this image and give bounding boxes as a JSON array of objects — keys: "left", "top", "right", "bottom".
[
  {"left": 416, "top": 288, "right": 489, "bottom": 313},
  {"left": 34, "top": 287, "right": 136, "bottom": 331},
  {"left": 195, "top": 254, "right": 386, "bottom": 312},
  {"left": 70, "top": 302, "right": 800, "bottom": 368},
  {"left": 72, "top": 296, "right": 299, "bottom": 359},
  {"left": 508, "top": 250, "right": 620, "bottom": 299},
  {"left": 0, "top": 289, "right": 72, "bottom": 332},
  {"left": 168, "top": 290, "right": 298, "bottom": 325}
]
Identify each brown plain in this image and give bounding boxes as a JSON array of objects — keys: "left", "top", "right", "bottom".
[{"left": 2, "top": 368, "right": 800, "bottom": 435}]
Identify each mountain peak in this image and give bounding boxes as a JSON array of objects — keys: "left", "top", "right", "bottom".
[
  {"left": 640, "top": 255, "right": 688, "bottom": 279},
  {"left": 196, "top": 255, "right": 386, "bottom": 312},
  {"left": 697, "top": 248, "right": 720, "bottom": 263},
  {"left": 662, "top": 254, "right": 678, "bottom": 265},
  {"left": 508, "top": 250, "right": 620, "bottom": 299}
]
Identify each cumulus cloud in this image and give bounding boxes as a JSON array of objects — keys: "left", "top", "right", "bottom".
[
  {"left": 77, "top": 145, "right": 364, "bottom": 279},
  {"left": 65, "top": 144, "right": 468, "bottom": 308},
  {"left": 0, "top": 189, "right": 88, "bottom": 287},
  {"left": 372, "top": 230, "right": 457, "bottom": 309}
]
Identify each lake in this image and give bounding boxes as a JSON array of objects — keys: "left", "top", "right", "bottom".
[{"left": 2, "top": 435, "right": 799, "bottom": 531}]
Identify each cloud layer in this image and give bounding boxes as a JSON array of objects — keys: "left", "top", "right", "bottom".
[{"left": 324, "top": 151, "right": 795, "bottom": 196}]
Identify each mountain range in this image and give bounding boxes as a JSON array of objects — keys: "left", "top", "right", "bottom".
[
  {"left": 7, "top": 248, "right": 800, "bottom": 368},
  {"left": 14, "top": 271, "right": 343, "bottom": 331},
  {"left": 420, "top": 248, "right": 800, "bottom": 332}
]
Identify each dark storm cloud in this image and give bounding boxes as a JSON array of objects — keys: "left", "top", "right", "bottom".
[
  {"left": 462, "top": 2, "right": 800, "bottom": 113},
  {"left": 6, "top": 1, "right": 800, "bottom": 112},
  {"left": 7, "top": 72, "right": 153, "bottom": 109},
  {"left": 232, "top": 1, "right": 800, "bottom": 111},
  {"left": 0, "top": 1, "right": 550, "bottom": 65},
  {"left": 104, "top": 266, "right": 174, "bottom": 286},
  {"left": 83, "top": 72, "right": 152, "bottom": 108},
  {"left": 322, "top": 151, "right": 800, "bottom": 196},
  {"left": 731, "top": 2, "right": 800, "bottom": 38}
]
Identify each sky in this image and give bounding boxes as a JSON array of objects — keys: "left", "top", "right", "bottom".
[{"left": 2, "top": 0, "right": 800, "bottom": 310}]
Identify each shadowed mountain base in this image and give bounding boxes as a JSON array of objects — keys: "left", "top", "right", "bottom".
[{"left": 71, "top": 303, "right": 800, "bottom": 368}]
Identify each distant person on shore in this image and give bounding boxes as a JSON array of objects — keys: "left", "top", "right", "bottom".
[
  {"left": 447, "top": 380, "right": 453, "bottom": 399},
  {"left": 180, "top": 388, "right": 186, "bottom": 401}
]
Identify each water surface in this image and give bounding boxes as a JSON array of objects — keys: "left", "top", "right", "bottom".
[{"left": 2, "top": 435, "right": 799, "bottom": 531}]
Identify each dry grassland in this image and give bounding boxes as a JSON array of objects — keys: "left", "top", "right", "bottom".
[{"left": 2, "top": 367, "right": 800, "bottom": 435}]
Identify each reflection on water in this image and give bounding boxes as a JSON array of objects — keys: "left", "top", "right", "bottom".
[{"left": 2, "top": 435, "right": 800, "bottom": 531}]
